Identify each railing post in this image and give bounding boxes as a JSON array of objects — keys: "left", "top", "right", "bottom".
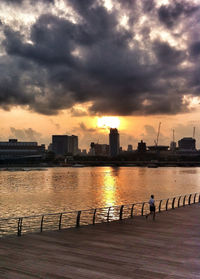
[
  {"left": 76, "top": 211, "right": 81, "bottom": 227},
  {"left": 59, "top": 213, "right": 63, "bottom": 230},
  {"left": 130, "top": 204, "right": 135, "bottom": 218},
  {"left": 172, "top": 197, "right": 176, "bottom": 209},
  {"left": 119, "top": 205, "right": 124, "bottom": 220},
  {"left": 178, "top": 196, "right": 181, "bottom": 207},
  {"left": 183, "top": 195, "right": 186, "bottom": 206},
  {"left": 107, "top": 207, "right": 111, "bottom": 222},
  {"left": 141, "top": 202, "right": 145, "bottom": 216},
  {"left": 93, "top": 209, "right": 96, "bottom": 225},
  {"left": 194, "top": 193, "right": 197, "bottom": 204},
  {"left": 17, "top": 218, "right": 23, "bottom": 237},
  {"left": 4, "top": 192, "right": 200, "bottom": 237},
  {"left": 188, "top": 194, "right": 192, "bottom": 205},
  {"left": 166, "top": 199, "right": 169, "bottom": 211},
  {"left": 159, "top": 200, "right": 162, "bottom": 212},
  {"left": 40, "top": 215, "right": 44, "bottom": 232}
]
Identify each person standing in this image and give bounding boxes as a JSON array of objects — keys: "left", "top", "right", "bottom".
[{"left": 146, "top": 194, "right": 156, "bottom": 220}]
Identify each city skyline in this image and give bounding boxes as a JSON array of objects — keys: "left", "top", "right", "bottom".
[
  {"left": 1, "top": 0, "right": 200, "bottom": 149},
  {"left": 0, "top": 128, "right": 199, "bottom": 152},
  {"left": 1, "top": 117, "right": 200, "bottom": 150}
]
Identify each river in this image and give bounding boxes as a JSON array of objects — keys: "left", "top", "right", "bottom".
[{"left": 0, "top": 166, "right": 200, "bottom": 218}]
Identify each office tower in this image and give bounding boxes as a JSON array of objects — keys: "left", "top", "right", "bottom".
[
  {"left": 52, "top": 135, "right": 69, "bottom": 156},
  {"left": 69, "top": 135, "right": 78, "bottom": 155},
  {"left": 109, "top": 128, "right": 120, "bottom": 157}
]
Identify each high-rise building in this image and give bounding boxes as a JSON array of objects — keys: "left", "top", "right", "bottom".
[
  {"left": 52, "top": 135, "right": 68, "bottom": 156},
  {"left": 69, "top": 135, "right": 78, "bottom": 155},
  {"left": 52, "top": 135, "right": 78, "bottom": 156},
  {"left": 109, "top": 128, "right": 120, "bottom": 157}
]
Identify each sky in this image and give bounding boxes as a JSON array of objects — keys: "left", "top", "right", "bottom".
[{"left": 1, "top": 0, "right": 200, "bottom": 150}]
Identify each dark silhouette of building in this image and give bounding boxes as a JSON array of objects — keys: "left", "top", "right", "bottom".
[
  {"left": 90, "top": 142, "right": 109, "bottom": 156},
  {"left": 52, "top": 135, "right": 78, "bottom": 156},
  {"left": 137, "top": 140, "right": 146, "bottom": 152},
  {"left": 127, "top": 145, "right": 133, "bottom": 152},
  {"left": 69, "top": 135, "right": 78, "bottom": 155},
  {"left": 178, "top": 137, "right": 196, "bottom": 150},
  {"left": 0, "top": 139, "right": 45, "bottom": 159},
  {"left": 148, "top": 145, "right": 169, "bottom": 151},
  {"left": 52, "top": 135, "right": 68, "bottom": 156},
  {"left": 81, "top": 149, "right": 87, "bottom": 156},
  {"left": 109, "top": 128, "right": 120, "bottom": 157}
]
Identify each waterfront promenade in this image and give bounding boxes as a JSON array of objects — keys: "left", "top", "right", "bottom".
[{"left": 1, "top": 204, "right": 200, "bottom": 278}]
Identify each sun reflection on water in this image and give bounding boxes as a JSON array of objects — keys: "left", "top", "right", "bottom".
[{"left": 102, "top": 168, "right": 117, "bottom": 207}]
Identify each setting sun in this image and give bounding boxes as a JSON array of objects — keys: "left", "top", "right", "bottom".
[{"left": 97, "top": 116, "right": 120, "bottom": 129}]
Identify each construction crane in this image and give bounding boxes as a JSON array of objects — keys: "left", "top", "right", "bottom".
[
  {"left": 170, "top": 129, "right": 176, "bottom": 152},
  {"left": 193, "top": 127, "right": 196, "bottom": 138},
  {"left": 154, "top": 122, "right": 161, "bottom": 147}
]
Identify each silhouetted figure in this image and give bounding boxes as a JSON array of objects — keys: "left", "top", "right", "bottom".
[{"left": 146, "top": 194, "right": 156, "bottom": 220}]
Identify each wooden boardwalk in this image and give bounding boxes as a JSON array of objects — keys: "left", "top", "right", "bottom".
[{"left": 1, "top": 204, "right": 200, "bottom": 279}]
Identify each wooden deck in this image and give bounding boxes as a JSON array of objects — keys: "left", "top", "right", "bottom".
[{"left": 1, "top": 204, "right": 200, "bottom": 278}]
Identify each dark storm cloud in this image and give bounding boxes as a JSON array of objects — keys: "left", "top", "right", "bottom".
[
  {"left": 3, "top": 16, "right": 76, "bottom": 66},
  {"left": 0, "top": 0, "right": 200, "bottom": 116},
  {"left": 158, "top": 1, "right": 199, "bottom": 28},
  {"left": 4, "top": 0, "right": 54, "bottom": 4},
  {"left": 0, "top": 56, "right": 35, "bottom": 109},
  {"left": 153, "top": 40, "right": 184, "bottom": 65},
  {"left": 190, "top": 41, "right": 200, "bottom": 57},
  {"left": 3, "top": 0, "right": 23, "bottom": 3},
  {"left": 142, "top": 0, "right": 155, "bottom": 13}
]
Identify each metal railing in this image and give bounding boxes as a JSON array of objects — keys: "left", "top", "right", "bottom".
[{"left": 0, "top": 192, "right": 199, "bottom": 237}]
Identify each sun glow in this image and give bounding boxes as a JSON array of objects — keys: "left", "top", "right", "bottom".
[{"left": 97, "top": 116, "right": 120, "bottom": 129}]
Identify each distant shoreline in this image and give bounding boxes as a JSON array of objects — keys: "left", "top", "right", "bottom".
[{"left": 1, "top": 161, "right": 200, "bottom": 168}]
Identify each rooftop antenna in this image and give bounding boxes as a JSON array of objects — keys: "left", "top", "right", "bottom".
[
  {"left": 193, "top": 127, "right": 196, "bottom": 138},
  {"left": 155, "top": 122, "right": 161, "bottom": 146},
  {"left": 173, "top": 129, "right": 175, "bottom": 142}
]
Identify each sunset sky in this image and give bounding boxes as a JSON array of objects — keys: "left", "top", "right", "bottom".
[{"left": 1, "top": 0, "right": 200, "bottom": 150}]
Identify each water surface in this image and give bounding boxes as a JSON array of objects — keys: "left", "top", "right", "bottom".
[{"left": 0, "top": 166, "right": 200, "bottom": 218}]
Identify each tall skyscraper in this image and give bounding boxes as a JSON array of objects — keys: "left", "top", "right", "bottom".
[{"left": 109, "top": 128, "right": 120, "bottom": 157}]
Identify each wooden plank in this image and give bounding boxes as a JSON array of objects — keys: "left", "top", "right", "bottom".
[{"left": 1, "top": 204, "right": 200, "bottom": 278}]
